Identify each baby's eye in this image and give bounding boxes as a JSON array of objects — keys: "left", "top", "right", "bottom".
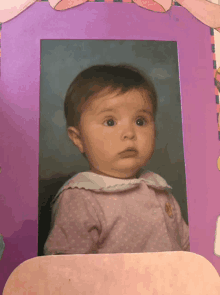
[
  {"left": 136, "top": 118, "right": 146, "bottom": 126},
  {"left": 104, "top": 119, "right": 116, "bottom": 127}
]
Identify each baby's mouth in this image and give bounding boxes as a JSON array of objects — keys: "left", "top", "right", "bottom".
[{"left": 119, "top": 148, "right": 138, "bottom": 158}]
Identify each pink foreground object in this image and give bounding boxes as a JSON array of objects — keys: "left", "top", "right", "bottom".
[{"left": 3, "top": 252, "right": 220, "bottom": 294}]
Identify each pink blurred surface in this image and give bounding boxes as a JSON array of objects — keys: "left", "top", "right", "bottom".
[{"left": 3, "top": 252, "right": 220, "bottom": 294}]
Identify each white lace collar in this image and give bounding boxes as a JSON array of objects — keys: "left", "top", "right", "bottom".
[{"left": 57, "top": 171, "right": 172, "bottom": 194}]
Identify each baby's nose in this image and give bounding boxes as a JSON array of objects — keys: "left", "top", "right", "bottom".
[{"left": 121, "top": 124, "right": 136, "bottom": 140}]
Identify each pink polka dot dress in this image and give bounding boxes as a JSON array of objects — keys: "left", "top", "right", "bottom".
[{"left": 44, "top": 171, "right": 190, "bottom": 255}]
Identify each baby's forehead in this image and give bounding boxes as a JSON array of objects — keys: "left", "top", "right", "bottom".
[
  {"left": 95, "top": 88, "right": 151, "bottom": 105},
  {"left": 87, "top": 88, "right": 153, "bottom": 114}
]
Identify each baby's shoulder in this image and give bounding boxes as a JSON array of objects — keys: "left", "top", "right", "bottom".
[
  {"left": 52, "top": 178, "right": 94, "bottom": 208},
  {"left": 141, "top": 172, "right": 181, "bottom": 212},
  {"left": 53, "top": 173, "right": 94, "bottom": 198},
  {"left": 140, "top": 171, "right": 172, "bottom": 191},
  {"left": 51, "top": 185, "right": 95, "bottom": 216}
]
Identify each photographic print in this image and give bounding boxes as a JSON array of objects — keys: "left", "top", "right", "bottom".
[{"left": 39, "top": 39, "right": 189, "bottom": 256}]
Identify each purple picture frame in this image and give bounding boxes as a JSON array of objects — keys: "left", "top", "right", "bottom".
[{"left": 0, "top": 2, "right": 220, "bottom": 290}]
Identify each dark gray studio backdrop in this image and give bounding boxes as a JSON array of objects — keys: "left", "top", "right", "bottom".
[{"left": 38, "top": 40, "right": 188, "bottom": 255}]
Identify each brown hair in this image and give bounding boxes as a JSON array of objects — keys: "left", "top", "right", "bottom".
[{"left": 64, "top": 64, "right": 158, "bottom": 127}]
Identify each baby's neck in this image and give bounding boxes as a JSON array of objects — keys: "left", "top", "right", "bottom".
[{"left": 88, "top": 169, "right": 138, "bottom": 179}]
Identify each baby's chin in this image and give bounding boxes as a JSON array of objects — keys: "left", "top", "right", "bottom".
[
  {"left": 90, "top": 158, "right": 149, "bottom": 179},
  {"left": 113, "top": 160, "right": 148, "bottom": 177},
  {"left": 103, "top": 166, "right": 144, "bottom": 179}
]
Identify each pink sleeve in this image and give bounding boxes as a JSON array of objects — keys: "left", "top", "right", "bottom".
[{"left": 44, "top": 189, "right": 101, "bottom": 255}]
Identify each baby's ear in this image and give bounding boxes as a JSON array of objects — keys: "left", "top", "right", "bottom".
[{"left": 68, "top": 126, "right": 84, "bottom": 154}]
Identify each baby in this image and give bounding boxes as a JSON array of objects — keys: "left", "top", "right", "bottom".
[{"left": 44, "top": 64, "right": 190, "bottom": 255}]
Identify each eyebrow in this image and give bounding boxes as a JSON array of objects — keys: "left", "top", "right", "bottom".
[
  {"left": 96, "top": 108, "right": 153, "bottom": 116},
  {"left": 137, "top": 109, "right": 153, "bottom": 115},
  {"left": 96, "top": 108, "right": 116, "bottom": 115}
]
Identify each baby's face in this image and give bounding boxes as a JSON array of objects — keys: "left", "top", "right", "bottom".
[{"left": 73, "top": 89, "right": 155, "bottom": 179}]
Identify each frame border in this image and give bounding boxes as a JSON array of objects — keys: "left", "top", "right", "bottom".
[{"left": 1, "top": 2, "right": 220, "bottom": 289}]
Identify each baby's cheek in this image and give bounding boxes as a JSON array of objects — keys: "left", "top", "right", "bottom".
[
  {"left": 101, "top": 132, "right": 118, "bottom": 148},
  {"left": 142, "top": 127, "right": 155, "bottom": 142}
]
